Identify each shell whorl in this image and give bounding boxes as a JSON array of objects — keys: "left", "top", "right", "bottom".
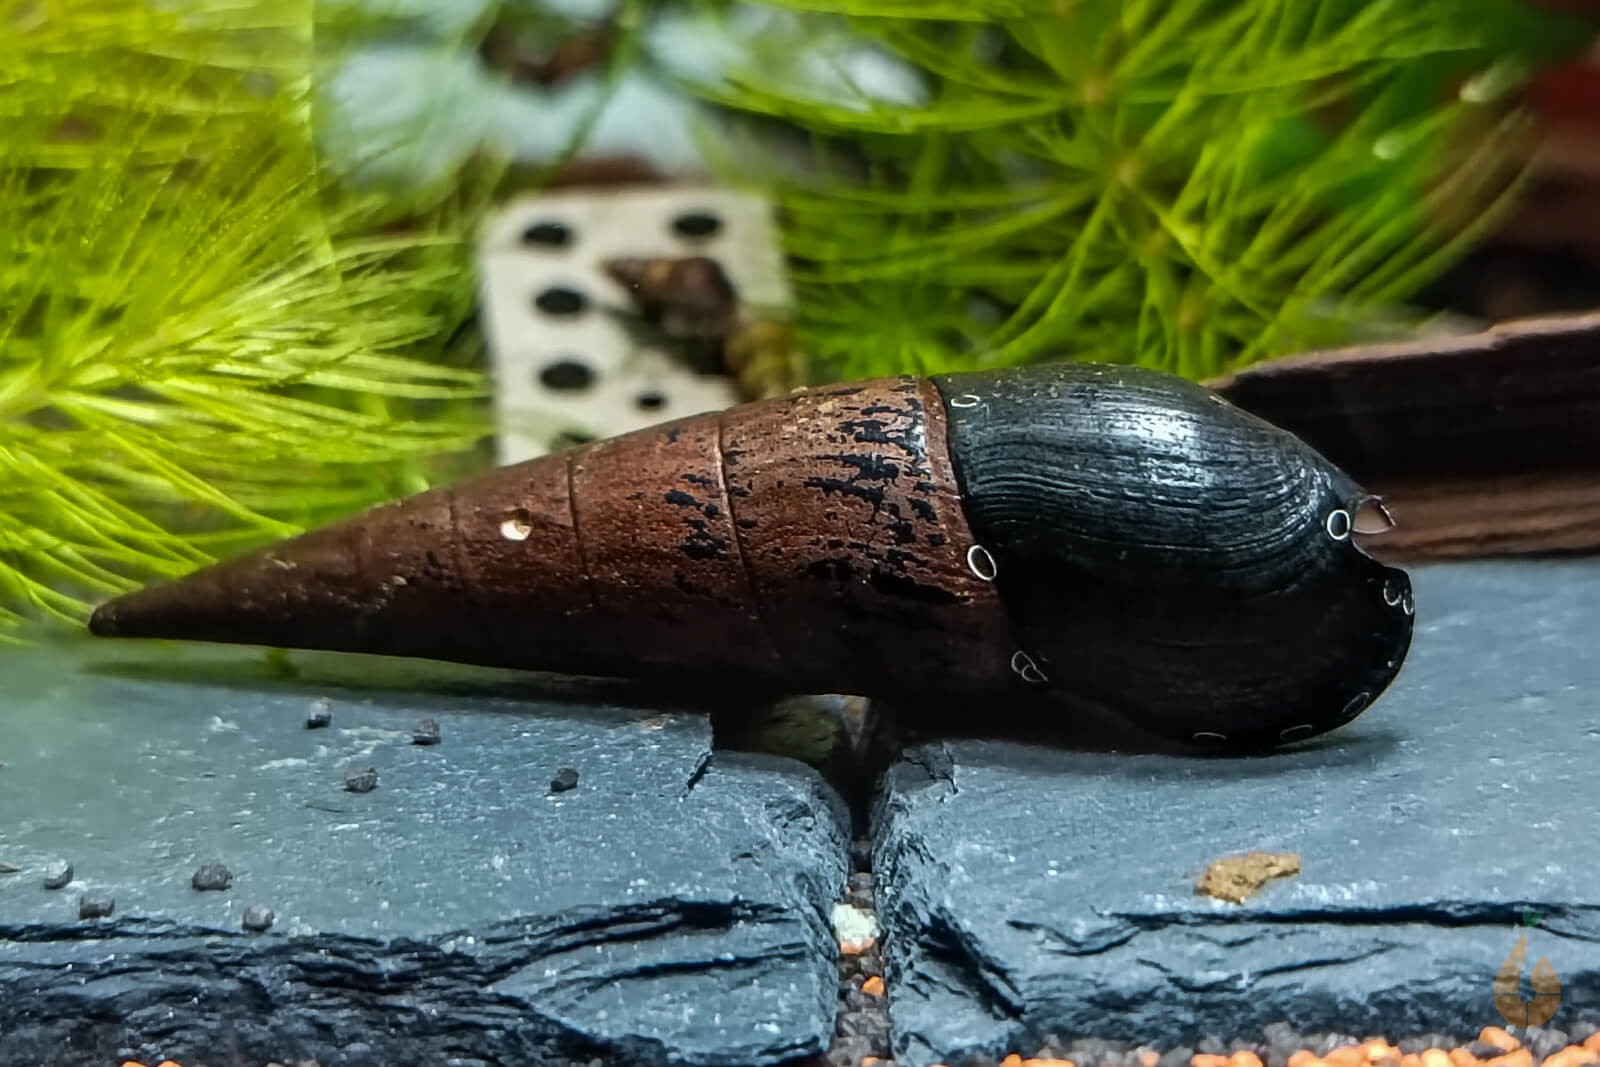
[{"left": 933, "top": 361, "right": 1414, "bottom": 751}]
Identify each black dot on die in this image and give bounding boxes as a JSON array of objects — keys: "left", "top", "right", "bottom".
[
  {"left": 635, "top": 391, "right": 666, "bottom": 411},
  {"left": 539, "top": 359, "right": 594, "bottom": 391},
  {"left": 671, "top": 211, "right": 723, "bottom": 240},
  {"left": 521, "top": 220, "right": 573, "bottom": 248},
  {"left": 534, "top": 286, "right": 588, "bottom": 316}
]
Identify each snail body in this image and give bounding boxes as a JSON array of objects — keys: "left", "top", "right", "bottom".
[{"left": 89, "top": 362, "right": 1414, "bottom": 751}]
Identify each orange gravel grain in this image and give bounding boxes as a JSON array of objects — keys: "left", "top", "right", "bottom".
[
  {"left": 904, "top": 1043, "right": 1599, "bottom": 1067},
  {"left": 861, "top": 975, "right": 885, "bottom": 997},
  {"left": 1365, "top": 1041, "right": 1402, "bottom": 1067},
  {"left": 1482, "top": 1029, "right": 1521, "bottom": 1053},
  {"left": 1326, "top": 1045, "right": 1367, "bottom": 1067},
  {"left": 1487, "top": 1049, "right": 1533, "bottom": 1067},
  {"left": 1545, "top": 1046, "right": 1600, "bottom": 1067}
]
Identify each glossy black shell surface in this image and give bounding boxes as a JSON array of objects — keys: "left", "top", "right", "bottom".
[{"left": 932, "top": 361, "right": 1414, "bottom": 752}]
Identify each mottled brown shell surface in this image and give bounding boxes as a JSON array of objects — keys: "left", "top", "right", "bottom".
[{"left": 90, "top": 377, "right": 1016, "bottom": 699}]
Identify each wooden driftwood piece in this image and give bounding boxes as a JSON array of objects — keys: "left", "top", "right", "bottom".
[{"left": 1208, "top": 312, "right": 1600, "bottom": 560}]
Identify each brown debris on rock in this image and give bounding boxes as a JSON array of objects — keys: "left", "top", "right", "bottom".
[{"left": 1194, "top": 850, "right": 1302, "bottom": 904}]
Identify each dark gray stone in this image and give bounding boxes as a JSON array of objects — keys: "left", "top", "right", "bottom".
[
  {"left": 40, "top": 859, "right": 72, "bottom": 890},
  {"left": 77, "top": 892, "right": 114, "bottom": 919},
  {"left": 871, "top": 560, "right": 1600, "bottom": 1066},
  {"left": 343, "top": 764, "right": 379, "bottom": 793},
  {"left": 412, "top": 717, "right": 442, "bottom": 746},
  {"left": 191, "top": 863, "right": 233, "bottom": 891},
  {"left": 1, "top": 638, "right": 850, "bottom": 1067}
]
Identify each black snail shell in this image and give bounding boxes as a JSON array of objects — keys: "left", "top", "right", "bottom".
[{"left": 933, "top": 362, "right": 1414, "bottom": 751}]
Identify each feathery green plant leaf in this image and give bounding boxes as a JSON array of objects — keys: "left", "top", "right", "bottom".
[
  {"left": 0, "top": 0, "right": 496, "bottom": 637},
  {"left": 676, "top": 0, "right": 1583, "bottom": 382}
]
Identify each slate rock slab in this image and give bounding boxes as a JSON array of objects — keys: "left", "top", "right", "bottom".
[
  {"left": 871, "top": 559, "right": 1600, "bottom": 1067},
  {"left": 0, "top": 640, "right": 850, "bottom": 1067}
]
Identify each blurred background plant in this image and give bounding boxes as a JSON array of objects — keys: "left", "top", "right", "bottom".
[
  {"left": 2, "top": 0, "right": 1595, "bottom": 638},
  {"left": 667, "top": 0, "right": 1592, "bottom": 380},
  {"left": 317, "top": 0, "right": 1595, "bottom": 380},
  {"left": 0, "top": 0, "right": 497, "bottom": 640}
]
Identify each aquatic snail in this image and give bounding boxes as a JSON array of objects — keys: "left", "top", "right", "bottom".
[{"left": 88, "top": 361, "right": 1415, "bottom": 752}]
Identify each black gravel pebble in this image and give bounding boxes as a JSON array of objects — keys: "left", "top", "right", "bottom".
[
  {"left": 1467, "top": 1041, "right": 1505, "bottom": 1059},
  {"left": 1530, "top": 1029, "right": 1571, "bottom": 1059},
  {"left": 1263, "top": 1022, "right": 1306, "bottom": 1066},
  {"left": 828, "top": 1035, "right": 877, "bottom": 1067},
  {"left": 344, "top": 766, "right": 379, "bottom": 793},
  {"left": 191, "top": 863, "right": 232, "bottom": 891},
  {"left": 846, "top": 871, "right": 875, "bottom": 908},
  {"left": 1158, "top": 1047, "right": 1196, "bottom": 1067},
  {"left": 550, "top": 766, "right": 580, "bottom": 793},
  {"left": 1073, "top": 1036, "right": 1125, "bottom": 1063},
  {"left": 305, "top": 704, "right": 332, "bottom": 728},
  {"left": 78, "top": 893, "right": 114, "bottom": 919},
  {"left": 952, "top": 1054, "right": 1001, "bottom": 1067},
  {"left": 412, "top": 718, "right": 441, "bottom": 746},
  {"left": 844, "top": 988, "right": 875, "bottom": 1013},
  {"left": 41, "top": 859, "right": 72, "bottom": 890},
  {"left": 241, "top": 905, "right": 275, "bottom": 932}
]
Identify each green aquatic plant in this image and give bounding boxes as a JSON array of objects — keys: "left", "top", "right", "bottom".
[
  {"left": 674, "top": 0, "right": 1588, "bottom": 382},
  {"left": 0, "top": 0, "right": 496, "bottom": 640}
]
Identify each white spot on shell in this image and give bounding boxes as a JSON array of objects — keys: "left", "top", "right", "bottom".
[
  {"left": 1192, "top": 731, "right": 1228, "bottom": 744},
  {"left": 1279, "top": 723, "right": 1315, "bottom": 742},
  {"left": 1341, "top": 690, "right": 1371, "bottom": 719},
  {"left": 1325, "top": 508, "right": 1351, "bottom": 541},
  {"left": 1382, "top": 577, "right": 1405, "bottom": 607},
  {"left": 500, "top": 510, "right": 532, "bottom": 541},
  {"left": 966, "top": 544, "right": 997, "bottom": 581},
  {"left": 1010, "top": 650, "right": 1047, "bottom": 684},
  {"left": 950, "top": 394, "right": 981, "bottom": 408}
]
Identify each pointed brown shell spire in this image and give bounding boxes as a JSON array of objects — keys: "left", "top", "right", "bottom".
[{"left": 91, "top": 377, "right": 1018, "bottom": 699}]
